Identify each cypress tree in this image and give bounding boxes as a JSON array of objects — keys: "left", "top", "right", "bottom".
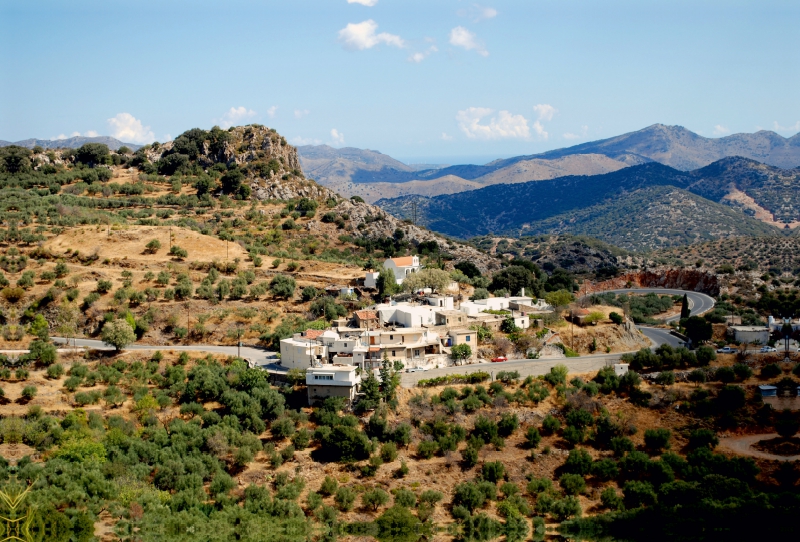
[{"left": 680, "top": 294, "right": 690, "bottom": 319}]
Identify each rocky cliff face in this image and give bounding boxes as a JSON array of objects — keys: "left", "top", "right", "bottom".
[{"left": 588, "top": 268, "right": 720, "bottom": 296}]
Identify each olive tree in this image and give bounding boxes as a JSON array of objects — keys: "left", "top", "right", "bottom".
[
  {"left": 402, "top": 268, "right": 452, "bottom": 293},
  {"left": 101, "top": 319, "right": 136, "bottom": 351}
]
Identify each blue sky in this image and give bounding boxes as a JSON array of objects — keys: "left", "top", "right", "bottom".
[{"left": 2, "top": 0, "right": 799, "bottom": 164}]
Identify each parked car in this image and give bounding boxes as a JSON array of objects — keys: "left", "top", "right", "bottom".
[
  {"left": 760, "top": 346, "right": 777, "bottom": 353},
  {"left": 716, "top": 347, "right": 736, "bottom": 354},
  {"left": 405, "top": 367, "right": 424, "bottom": 373},
  {"left": 491, "top": 356, "right": 508, "bottom": 363}
]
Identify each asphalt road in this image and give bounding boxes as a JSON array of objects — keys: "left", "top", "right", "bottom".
[
  {"left": 51, "top": 337, "right": 277, "bottom": 367},
  {"left": 591, "top": 288, "right": 716, "bottom": 323}
]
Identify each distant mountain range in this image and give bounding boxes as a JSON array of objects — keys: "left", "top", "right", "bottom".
[
  {"left": 376, "top": 157, "right": 800, "bottom": 251},
  {"left": 298, "top": 124, "right": 800, "bottom": 202},
  {"left": 0, "top": 136, "right": 140, "bottom": 151}
]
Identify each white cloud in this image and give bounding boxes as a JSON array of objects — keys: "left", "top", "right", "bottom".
[
  {"left": 266, "top": 106, "right": 278, "bottom": 118},
  {"left": 291, "top": 136, "right": 323, "bottom": 146},
  {"left": 773, "top": 120, "right": 800, "bottom": 133},
  {"left": 458, "top": 4, "right": 498, "bottom": 22},
  {"left": 408, "top": 45, "right": 438, "bottom": 63},
  {"left": 712, "top": 125, "right": 730, "bottom": 136},
  {"left": 106, "top": 113, "right": 156, "bottom": 144},
  {"left": 456, "top": 107, "right": 530, "bottom": 139},
  {"left": 441, "top": 132, "right": 453, "bottom": 141},
  {"left": 532, "top": 121, "right": 548, "bottom": 140},
  {"left": 338, "top": 20, "right": 404, "bottom": 50},
  {"left": 449, "top": 26, "right": 488, "bottom": 57},
  {"left": 216, "top": 106, "right": 257, "bottom": 129},
  {"left": 563, "top": 126, "right": 589, "bottom": 140},
  {"left": 294, "top": 109, "right": 310, "bottom": 119},
  {"left": 84, "top": 130, "right": 99, "bottom": 137},
  {"left": 533, "top": 104, "right": 557, "bottom": 122},
  {"left": 330, "top": 129, "right": 345, "bottom": 145},
  {"left": 347, "top": 0, "right": 378, "bottom": 5},
  {"left": 163, "top": 134, "right": 172, "bottom": 142}
]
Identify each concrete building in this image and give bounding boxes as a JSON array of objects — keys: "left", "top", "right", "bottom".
[
  {"left": 280, "top": 335, "right": 328, "bottom": 370},
  {"left": 435, "top": 310, "right": 467, "bottom": 327},
  {"left": 613, "top": 363, "right": 629, "bottom": 376},
  {"left": 353, "top": 310, "right": 379, "bottom": 329},
  {"left": 383, "top": 255, "right": 421, "bottom": 285},
  {"left": 729, "top": 326, "right": 770, "bottom": 345},
  {"left": 306, "top": 364, "right": 361, "bottom": 407},
  {"left": 364, "top": 271, "right": 379, "bottom": 289},
  {"left": 363, "top": 328, "right": 444, "bottom": 367}
]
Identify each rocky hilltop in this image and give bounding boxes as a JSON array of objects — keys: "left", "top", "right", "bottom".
[{"left": 138, "top": 125, "right": 500, "bottom": 272}]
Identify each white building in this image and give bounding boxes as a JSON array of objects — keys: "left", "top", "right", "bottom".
[
  {"left": 729, "top": 326, "right": 770, "bottom": 345},
  {"left": 364, "top": 271, "right": 379, "bottom": 289},
  {"left": 384, "top": 255, "right": 421, "bottom": 285},
  {"left": 306, "top": 364, "right": 361, "bottom": 407},
  {"left": 279, "top": 334, "right": 328, "bottom": 370}
]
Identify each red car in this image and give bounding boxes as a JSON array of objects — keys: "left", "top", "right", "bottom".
[{"left": 491, "top": 356, "right": 508, "bottom": 363}]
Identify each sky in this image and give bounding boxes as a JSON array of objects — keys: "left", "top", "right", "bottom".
[{"left": 2, "top": 0, "right": 800, "bottom": 165}]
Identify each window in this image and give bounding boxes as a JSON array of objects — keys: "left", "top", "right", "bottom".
[
  {"left": 392, "top": 350, "right": 396, "bottom": 357},
  {"left": 466, "top": 335, "right": 471, "bottom": 342},
  {"left": 390, "top": 335, "right": 393, "bottom": 340},
  {"left": 314, "top": 375, "right": 334, "bottom": 381}
]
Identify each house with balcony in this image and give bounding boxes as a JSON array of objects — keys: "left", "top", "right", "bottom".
[{"left": 306, "top": 364, "right": 361, "bottom": 407}]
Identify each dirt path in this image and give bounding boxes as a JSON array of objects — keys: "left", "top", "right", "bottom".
[{"left": 718, "top": 433, "right": 800, "bottom": 461}]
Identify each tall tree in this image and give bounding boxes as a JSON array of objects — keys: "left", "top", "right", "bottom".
[{"left": 680, "top": 294, "right": 690, "bottom": 319}]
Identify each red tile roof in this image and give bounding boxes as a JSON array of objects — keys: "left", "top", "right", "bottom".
[
  {"left": 355, "top": 310, "right": 378, "bottom": 320},
  {"left": 304, "top": 329, "right": 325, "bottom": 340},
  {"left": 390, "top": 256, "right": 416, "bottom": 267}
]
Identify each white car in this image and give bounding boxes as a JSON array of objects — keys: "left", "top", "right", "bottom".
[
  {"left": 760, "top": 346, "right": 777, "bottom": 353},
  {"left": 716, "top": 347, "right": 736, "bottom": 354}
]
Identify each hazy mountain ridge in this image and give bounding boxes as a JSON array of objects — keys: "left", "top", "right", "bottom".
[
  {"left": 0, "top": 136, "right": 141, "bottom": 151},
  {"left": 376, "top": 157, "right": 800, "bottom": 250},
  {"left": 297, "top": 124, "right": 800, "bottom": 202},
  {"left": 528, "top": 124, "right": 800, "bottom": 170}
]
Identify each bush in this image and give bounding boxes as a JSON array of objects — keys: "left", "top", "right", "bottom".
[
  {"left": 542, "top": 415, "right": 561, "bottom": 435},
  {"left": 761, "top": 363, "right": 782, "bottom": 378},
  {"left": 623, "top": 480, "right": 657, "bottom": 508},
  {"left": 169, "top": 245, "right": 188, "bottom": 259},
  {"left": 688, "top": 428, "right": 719, "bottom": 449},
  {"left": 559, "top": 473, "right": 586, "bottom": 495},
  {"left": 644, "top": 429, "right": 671, "bottom": 453},
  {"left": 394, "top": 488, "right": 417, "bottom": 508},
  {"left": 481, "top": 461, "right": 505, "bottom": 483},
  {"left": 362, "top": 488, "right": 390, "bottom": 511},
  {"left": 46, "top": 364, "right": 64, "bottom": 379},
  {"left": 145, "top": 239, "right": 161, "bottom": 253},
  {"left": 270, "top": 274, "right": 296, "bottom": 298},
  {"left": 525, "top": 427, "right": 542, "bottom": 449},
  {"left": 600, "top": 487, "right": 625, "bottom": 510},
  {"left": 609, "top": 312, "right": 623, "bottom": 325},
  {"left": 21, "top": 386, "right": 37, "bottom": 400},
  {"left": 733, "top": 363, "right": 753, "bottom": 380},
  {"left": 610, "top": 436, "right": 634, "bottom": 457},
  {"left": 319, "top": 476, "right": 338, "bottom": 496},
  {"left": 563, "top": 448, "right": 593, "bottom": 475},
  {"left": 334, "top": 486, "right": 356, "bottom": 511}
]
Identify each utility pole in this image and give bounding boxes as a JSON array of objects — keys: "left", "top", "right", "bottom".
[
  {"left": 237, "top": 325, "right": 243, "bottom": 358},
  {"left": 411, "top": 201, "right": 417, "bottom": 226}
]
